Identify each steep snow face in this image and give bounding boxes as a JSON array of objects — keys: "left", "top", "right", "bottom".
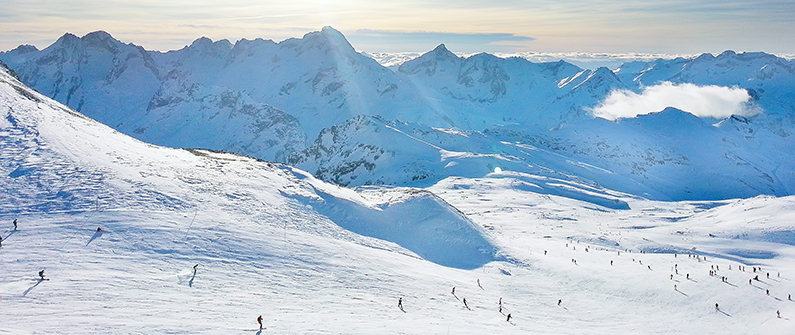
[
  {"left": 140, "top": 75, "right": 308, "bottom": 162},
  {"left": 0, "top": 65, "right": 502, "bottom": 269}
]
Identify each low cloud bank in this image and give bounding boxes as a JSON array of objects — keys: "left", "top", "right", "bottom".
[{"left": 591, "top": 82, "right": 759, "bottom": 120}]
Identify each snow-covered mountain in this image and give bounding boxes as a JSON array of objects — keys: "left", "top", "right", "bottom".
[
  {"left": 3, "top": 63, "right": 795, "bottom": 334},
  {"left": 2, "top": 28, "right": 795, "bottom": 202}
]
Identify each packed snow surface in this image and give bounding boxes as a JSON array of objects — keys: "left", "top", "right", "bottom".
[{"left": 2, "top": 57, "right": 795, "bottom": 334}]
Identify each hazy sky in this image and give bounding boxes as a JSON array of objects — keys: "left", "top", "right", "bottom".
[{"left": 2, "top": 0, "right": 794, "bottom": 54}]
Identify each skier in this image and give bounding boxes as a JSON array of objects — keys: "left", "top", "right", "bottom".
[
  {"left": 477, "top": 279, "right": 482, "bottom": 289},
  {"left": 766, "top": 289, "right": 770, "bottom": 295},
  {"left": 13, "top": 218, "right": 17, "bottom": 230},
  {"left": 463, "top": 298, "right": 468, "bottom": 309},
  {"left": 451, "top": 287, "right": 455, "bottom": 295},
  {"left": 0, "top": 235, "right": 3, "bottom": 247},
  {"left": 789, "top": 294, "right": 791, "bottom": 301},
  {"left": 506, "top": 313, "right": 512, "bottom": 322},
  {"left": 558, "top": 299, "right": 562, "bottom": 306},
  {"left": 544, "top": 250, "right": 547, "bottom": 255},
  {"left": 257, "top": 315, "right": 263, "bottom": 329},
  {"left": 777, "top": 310, "right": 781, "bottom": 318},
  {"left": 611, "top": 260, "right": 613, "bottom": 266},
  {"left": 715, "top": 303, "right": 719, "bottom": 311},
  {"left": 193, "top": 264, "right": 198, "bottom": 276},
  {"left": 398, "top": 297, "right": 403, "bottom": 310},
  {"left": 39, "top": 270, "right": 45, "bottom": 280},
  {"left": 499, "top": 305, "right": 503, "bottom": 314},
  {"left": 499, "top": 297, "right": 502, "bottom": 306},
  {"left": 96, "top": 227, "right": 103, "bottom": 233}
]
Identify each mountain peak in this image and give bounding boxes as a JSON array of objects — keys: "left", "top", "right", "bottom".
[
  {"left": 188, "top": 36, "right": 233, "bottom": 56},
  {"left": 320, "top": 26, "right": 343, "bottom": 36},
  {"left": 429, "top": 43, "right": 456, "bottom": 59},
  {"left": 292, "top": 26, "right": 357, "bottom": 55},
  {"left": 433, "top": 43, "right": 449, "bottom": 53},
  {"left": 82, "top": 30, "right": 113, "bottom": 41},
  {"left": 54, "top": 32, "right": 80, "bottom": 46},
  {"left": 189, "top": 36, "right": 214, "bottom": 48},
  {"left": 397, "top": 43, "right": 460, "bottom": 75},
  {"left": 8, "top": 44, "right": 39, "bottom": 54},
  {"left": 80, "top": 31, "right": 122, "bottom": 51}
]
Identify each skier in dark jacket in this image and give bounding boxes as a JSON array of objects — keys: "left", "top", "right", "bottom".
[
  {"left": 39, "top": 270, "right": 45, "bottom": 280},
  {"left": 257, "top": 315, "right": 263, "bottom": 329},
  {"left": 13, "top": 218, "right": 17, "bottom": 230}
]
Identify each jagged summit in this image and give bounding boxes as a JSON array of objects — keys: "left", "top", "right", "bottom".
[
  {"left": 50, "top": 32, "right": 80, "bottom": 48},
  {"left": 186, "top": 36, "right": 233, "bottom": 57},
  {"left": 5, "top": 44, "right": 39, "bottom": 54},
  {"left": 428, "top": 43, "right": 457, "bottom": 59},
  {"left": 82, "top": 30, "right": 114, "bottom": 41},
  {"left": 283, "top": 26, "right": 358, "bottom": 54}
]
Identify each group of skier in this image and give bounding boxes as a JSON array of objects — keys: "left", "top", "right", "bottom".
[
  {"left": 673, "top": 253, "right": 789, "bottom": 319},
  {"left": 4, "top": 218, "right": 106, "bottom": 281},
  {"left": 570, "top": 238, "right": 788, "bottom": 321}
]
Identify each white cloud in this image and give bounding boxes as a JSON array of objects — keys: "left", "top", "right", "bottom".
[{"left": 590, "top": 82, "right": 759, "bottom": 120}]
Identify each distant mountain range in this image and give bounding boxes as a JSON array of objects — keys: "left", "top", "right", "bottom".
[{"left": 2, "top": 27, "right": 794, "bottom": 202}]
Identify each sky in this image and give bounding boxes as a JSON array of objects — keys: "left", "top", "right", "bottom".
[{"left": 1, "top": 0, "right": 794, "bottom": 55}]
